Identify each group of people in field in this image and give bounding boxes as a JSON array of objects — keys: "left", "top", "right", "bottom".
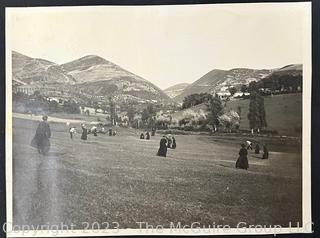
[
  {"left": 31, "top": 116, "right": 268, "bottom": 169},
  {"left": 69, "top": 124, "right": 117, "bottom": 141},
  {"left": 235, "top": 140, "right": 269, "bottom": 170},
  {"left": 139, "top": 130, "right": 177, "bottom": 157},
  {"left": 140, "top": 131, "right": 151, "bottom": 140}
]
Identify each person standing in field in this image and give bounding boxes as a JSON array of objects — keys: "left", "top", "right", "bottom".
[
  {"left": 140, "top": 133, "right": 145, "bottom": 139},
  {"left": 69, "top": 127, "right": 76, "bottom": 139},
  {"left": 246, "top": 140, "right": 253, "bottom": 150},
  {"left": 167, "top": 135, "right": 172, "bottom": 148},
  {"left": 157, "top": 136, "right": 168, "bottom": 157},
  {"left": 255, "top": 143, "right": 260, "bottom": 154},
  {"left": 81, "top": 124, "right": 88, "bottom": 140},
  {"left": 91, "top": 126, "right": 98, "bottom": 136},
  {"left": 151, "top": 127, "right": 156, "bottom": 136},
  {"left": 262, "top": 144, "right": 269, "bottom": 159},
  {"left": 236, "top": 144, "right": 249, "bottom": 170},
  {"left": 145, "top": 131, "right": 150, "bottom": 140},
  {"left": 171, "top": 136, "right": 176, "bottom": 149},
  {"left": 31, "top": 115, "right": 51, "bottom": 155}
]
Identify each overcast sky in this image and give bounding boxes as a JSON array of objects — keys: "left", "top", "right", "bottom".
[{"left": 7, "top": 3, "right": 310, "bottom": 89}]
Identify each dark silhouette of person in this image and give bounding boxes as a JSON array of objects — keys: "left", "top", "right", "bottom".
[
  {"left": 151, "top": 127, "right": 156, "bottom": 136},
  {"left": 236, "top": 144, "right": 249, "bottom": 170},
  {"left": 145, "top": 132, "right": 150, "bottom": 140},
  {"left": 157, "top": 136, "right": 168, "bottom": 157},
  {"left": 262, "top": 145, "right": 269, "bottom": 159},
  {"left": 171, "top": 137, "right": 176, "bottom": 149},
  {"left": 140, "top": 133, "right": 145, "bottom": 139},
  {"left": 255, "top": 143, "right": 260, "bottom": 154},
  {"left": 167, "top": 136, "right": 172, "bottom": 148},
  {"left": 31, "top": 115, "right": 51, "bottom": 155}
]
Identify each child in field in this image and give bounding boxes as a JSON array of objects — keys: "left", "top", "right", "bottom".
[
  {"left": 246, "top": 140, "right": 253, "bottom": 150},
  {"left": 69, "top": 127, "right": 76, "bottom": 139}
]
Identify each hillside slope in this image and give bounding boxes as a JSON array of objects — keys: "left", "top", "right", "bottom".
[
  {"left": 61, "top": 55, "right": 172, "bottom": 103},
  {"left": 12, "top": 51, "right": 76, "bottom": 85},
  {"left": 174, "top": 68, "right": 272, "bottom": 102},
  {"left": 164, "top": 83, "right": 190, "bottom": 98},
  {"left": 12, "top": 51, "right": 173, "bottom": 104},
  {"left": 225, "top": 93, "right": 302, "bottom": 136}
]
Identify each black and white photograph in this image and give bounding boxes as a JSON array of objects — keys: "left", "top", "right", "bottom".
[{"left": 5, "top": 2, "right": 312, "bottom": 236}]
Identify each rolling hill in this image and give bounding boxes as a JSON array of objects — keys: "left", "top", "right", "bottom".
[
  {"left": 174, "top": 68, "right": 272, "bottom": 102},
  {"left": 12, "top": 51, "right": 172, "bottom": 104},
  {"left": 174, "top": 65, "right": 302, "bottom": 103},
  {"left": 12, "top": 51, "right": 76, "bottom": 86},
  {"left": 164, "top": 83, "right": 190, "bottom": 98}
]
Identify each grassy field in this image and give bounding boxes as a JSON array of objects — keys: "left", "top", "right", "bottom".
[
  {"left": 13, "top": 117, "right": 302, "bottom": 230},
  {"left": 225, "top": 93, "right": 302, "bottom": 136}
]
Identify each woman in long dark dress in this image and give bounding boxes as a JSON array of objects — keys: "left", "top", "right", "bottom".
[
  {"left": 255, "top": 143, "right": 260, "bottom": 154},
  {"left": 262, "top": 145, "right": 269, "bottom": 159},
  {"left": 31, "top": 115, "right": 51, "bottom": 155},
  {"left": 157, "top": 136, "right": 167, "bottom": 157},
  {"left": 236, "top": 144, "right": 249, "bottom": 170},
  {"left": 140, "top": 133, "right": 145, "bottom": 139},
  {"left": 81, "top": 124, "right": 88, "bottom": 140},
  {"left": 171, "top": 136, "right": 176, "bottom": 149},
  {"left": 145, "top": 132, "right": 150, "bottom": 140}
]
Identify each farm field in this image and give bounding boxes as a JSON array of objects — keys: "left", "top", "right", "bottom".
[
  {"left": 13, "top": 117, "right": 302, "bottom": 230},
  {"left": 225, "top": 93, "right": 302, "bottom": 136}
]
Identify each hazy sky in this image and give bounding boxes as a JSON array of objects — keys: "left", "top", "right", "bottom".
[{"left": 7, "top": 3, "right": 310, "bottom": 89}]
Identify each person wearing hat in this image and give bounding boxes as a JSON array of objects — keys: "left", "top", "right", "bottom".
[
  {"left": 31, "top": 115, "right": 51, "bottom": 155},
  {"left": 235, "top": 143, "right": 249, "bottom": 170}
]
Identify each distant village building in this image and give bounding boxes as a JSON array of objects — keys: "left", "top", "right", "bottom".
[
  {"left": 14, "top": 85, "right": 40, "bottom": 95},
  {"left": 217, "top": 91, "right": 231, "bottom": 100}
]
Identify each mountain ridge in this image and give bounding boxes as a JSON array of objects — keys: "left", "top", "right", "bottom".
[
  {"left": 174, "top": 65, "right": 301, "bottom": 102},
  {"left": 12, "top": 51, "right": 173, "bottom": 104}
]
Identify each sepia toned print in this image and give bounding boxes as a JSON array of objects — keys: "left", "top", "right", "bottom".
[{"left": 5, "top": 3, "right": 312, "bottom": 236}]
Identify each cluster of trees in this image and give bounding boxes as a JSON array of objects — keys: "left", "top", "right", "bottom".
[
  {"left": 173, "top": 93, "right": 239, "bottom": 132},
  {"left": 218, "top": 110, "right": 240, "bottom": 132},
  {"left": 247, "top": 91, "right": 267, "bottom": 133},
  {"left": 178, "top": 90, "right": 267, "bottom": 134},
  {"left": 177, "top": 109, "right": 208, "bottom": 130},
  {"left": 182, "top": 93, "right": 213, "bottom": 109},
  {"left": 240, "top": 73, "right": 302, "bottom": 94},
  {"left": 259, "top": 74, "right": 302, "bottom": 92}
]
